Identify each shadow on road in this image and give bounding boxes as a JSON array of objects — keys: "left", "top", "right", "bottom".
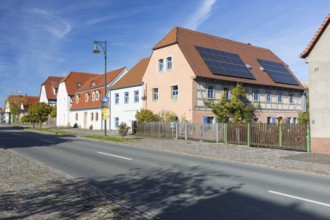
[{"left": 0, "top": 163, "right": 326, "bottom": 220}]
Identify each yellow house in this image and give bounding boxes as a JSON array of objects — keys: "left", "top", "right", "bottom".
[{"left": 143, "top": 27, "right": 305, "bottom": 124}]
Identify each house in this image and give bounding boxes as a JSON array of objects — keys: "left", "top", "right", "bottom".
[
  {"left": 4, "top": 95, "right": 39, "bottom": 123},
  {"left": 301, "top": 13, "right": 330, "bottom": 153},
  {"left": 110, "top": 58, "right": 150, "bottom": 130},
  {"left": 142, "top": 27, "right": 305, "bottom": 124},
  {"left": 57, "top": 71, "right": 99, "bottom": 127},
  {"left": 39, "top": 76, "right": 63, "bottom": 106},
  {"left": 70, "top": 67, "right": 128, "bottom": 130}
]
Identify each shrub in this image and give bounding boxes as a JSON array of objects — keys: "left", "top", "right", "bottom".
[
  {"left": 118, "top": 122, "right": 130, "bottom": 138},
  {"left": 135, "top": 109, "right": 160, "bottom": 123}
]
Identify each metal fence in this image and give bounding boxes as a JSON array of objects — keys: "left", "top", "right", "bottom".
[{"left": 136, "top": 122, "right": 310, "bottom": 152}]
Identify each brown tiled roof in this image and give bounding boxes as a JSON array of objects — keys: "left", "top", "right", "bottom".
[
  {"left": 71, "top": 67, "right": 126, "bottom": 110},
  {"left": 61, "top": 72, "right": 99, "bottom": 95},
  {"left": 25, "top": 96, "right": 40, "bottom": 106},
  {"left": 77, "top": 67, "right": 127, "bottom": 92},
  {"left": 301, "top": 13, "right": 330, "bottom": 58},
  {"left": 154, "top": 27, "right": 304, "bottom": 90},
  {"left": 41, "top": 76, "right": 63, "bottom": 100},
  {"left": 111, "top": 58, "right": 150, "bottom": 90}
]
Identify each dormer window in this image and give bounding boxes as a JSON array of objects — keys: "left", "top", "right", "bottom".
[
  {"left": 158, "top": 59, "right": 164, "bottom": 72},
  {"left": 77, "top": 82, "right": 82, "bottom": 88},
  {"left": 91, "top": 81, "right": 96, "bottom": 87},
  {"left": 166, "top": 57, "right": 172, "bottom": 70},
  {"left": 75, "top": 95, "right": 79, "bottom": 104}
]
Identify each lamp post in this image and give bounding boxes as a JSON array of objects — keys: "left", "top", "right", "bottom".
[{"left": 93, "top": 40, "right": 108, "bottom": 136}]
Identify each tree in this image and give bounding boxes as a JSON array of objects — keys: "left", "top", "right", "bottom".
[
  {"left": 204, "top": 84, "right": 254, "bottom": 123},
  {"left": 50, "top": 106, "right": 57, "bottom": 118},
  {"left": 135, "top": 109, "right": 161, "bottom": 123},
  {"left": 7, "top": 96, "right": 27, "bottom": 123},
  {"left": 298, "top": 112, "right": 310, "bottom": 124},
  {"left": 28, "top": 102, "right": 52, "bottom": 128}
]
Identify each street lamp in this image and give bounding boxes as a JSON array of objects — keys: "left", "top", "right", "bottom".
[{"left": 93, "top": 40, "right": 108, "bottom": 136}]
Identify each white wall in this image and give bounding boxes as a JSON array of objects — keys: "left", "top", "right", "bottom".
[
  {"left": 110, "top": 85, "right": 143, "bottom": 130},
  {"left": 39, "top": 85, "right": 48, "bottom": 104},
  {"left": 70, "top": 109, "right": 105, "bottom": 130},
  {"left": 56, "top": 82, "right": 70, "bottom": 127}
]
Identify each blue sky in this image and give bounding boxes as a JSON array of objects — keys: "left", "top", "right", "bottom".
[{"left": 0, "top": 0, "right": 329, "bottom": 108}]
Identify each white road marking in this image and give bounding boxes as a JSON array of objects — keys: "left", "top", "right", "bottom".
[
  {"left": 268, "top": 190, "right": 330, "bottom": 208},
  {"left": 97, "top": 151, "right": 133, "bottom": 161},
  {"left": 40, "top": 139, "right": 56, "bottom": 144}
]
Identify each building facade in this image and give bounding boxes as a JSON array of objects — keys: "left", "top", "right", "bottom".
[
  {"left": 301, "top": 13, "right": 330, "bottom": 153},
  {"left": 143, "top": 27, "right": 305, "bottom": 124},
  {"left": 39, "top": 76, "right": 63, "bottom": 106}
]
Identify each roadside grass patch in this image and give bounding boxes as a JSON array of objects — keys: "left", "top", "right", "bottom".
[
  {"left": 83, "top": 135, "right": 132, "bottom": 143},
  {"left": 26, "top": 127, "right": 73, "bottom": 135}
]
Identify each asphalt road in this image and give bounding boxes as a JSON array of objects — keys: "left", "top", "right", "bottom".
[{"left": 1, "top": 126, "right": 330, "bottom": 220}]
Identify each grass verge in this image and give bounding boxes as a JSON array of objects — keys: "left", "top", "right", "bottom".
[
  {"left": 26, "top": 127, "right": 73, "bottom": 135},
  {"left": 83, "top": 135, "right": 132, "bottom": 143}
]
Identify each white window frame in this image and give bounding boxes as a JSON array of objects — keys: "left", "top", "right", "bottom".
[
  {"left": 289, "top": 93, "right": 294, "bottom": 104},
  {"left": 134, "top": 90, "right": 139, "bottom": 103},
  {"left": 158, "top": 59, "right": 164, "bottom": 72},
  {"left": 253, "top": 89, "right": 259, "bottom": 101},
  {"left": 166, "top": 57, "right": 172, "bottom": 70},
  {"left": 115, "top": 93, "right": 119, "bottom": 104},
  {"left": 153, "top": 88, "right": 159, "bottom": 101},
  {"left": 171, "top": 85, "right": 178, "bottom": 99},
  {"left": 85, "top": 93, "right": 89, "bottom": 102},
  {"left": 278, "top": 91, "right": 283, "bottom": 103},
  {"left": 124, "top": 92, "right": 129, "bottom": 104},
  {"left": 76, "top": 95, "right": 79, "bottom": 104},
  {"left": 266, "top": 90, "right": 271, "bottom": 102},
  {"left": 207, "top": 85, "right": 214, "bottom": 99},
  {"left": 114, "top": 117, "right": 119, "bottom": 128}
]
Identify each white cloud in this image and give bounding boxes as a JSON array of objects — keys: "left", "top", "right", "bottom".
[
  {"left": 184, "top": 0, "right": 217, "bottom": 30},
  {"left": 27, "top": 8, "right": 71, "bottom": 39}
]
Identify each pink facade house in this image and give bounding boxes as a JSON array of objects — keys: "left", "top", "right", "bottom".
[{"left": 142, "top": 27, "right": 305, "bottom": 124}]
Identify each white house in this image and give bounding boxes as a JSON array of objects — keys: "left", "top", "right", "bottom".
[
  {"left": 110, "top": 58, "right": 149, "bottom": 130},
  {"left": 39, "top": 76, "right": 63, "bottom": 106},
  {"left": 301, "top": 13, "right": 330, "bottom": 153},
  {"left": 57, "top": 71, "right": 99, "bottom": 127},
  {"left": 70, "top": 67, "right": 128, "bottom": 130}
]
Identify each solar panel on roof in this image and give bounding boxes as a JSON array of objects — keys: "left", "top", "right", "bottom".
[
  {"left": 257, "top": 59, "right": 299, "bottom": 86},
  {"left": 195, "top": 46, "right": 255, "bottom": 80}
]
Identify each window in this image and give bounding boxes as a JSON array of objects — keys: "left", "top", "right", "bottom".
[
  {"left": 293, "top": 117, "right": 297, "bottom": 124},
  {"left": 75, "top": 113, "right": 78, "bottom": 121},
  {"left": 153, "top": 88, "right": 158, "bottom": 101},
  {"left": 253, "top": 89, "right": 259, "bottom": 101},
  {"left": 92, "top": 92, "right": 95, "bottom": 101},
  {"left": 75, "top": 95, "right": 79, "bottom": 104},
  {"left": 124, "top": 92, "right": 129, "bottom": 104},
  {"left": 207, "top": 85, "right": 214, "bottom": 99},
  {"left": 266, "top": 90, "right": 271, "bottom": 102},
  {"left": 158, "top": 59, "right": 164, "bottom": 72},
  {"left": 286, "top": 117, "right": 291, "bottom": 124},
  {"left": 96, "top": 112, "right": 99, "bottom": 121},
  {"left": 224, "top": 87, "right": 230, "bottom": 100},
  {"left": 203, "top": 116, "right": 214, "bottom": 124},
  {"left": 267, "top": 117, "right": 275, "bottom": 124},
  {"left": 114, "top": 117, "right": 119, "bottom": 128},
  {"left": 254, "top": 118, "right": 259, "bottom": 123},
  {"left": 115, "top": 93, "right": 119, "bottom": 104},
  {"left": 85, "top": 94, "right": 89, "bottom": 102},
  {"left": 171, "top": 85, "right": 178, "bottom": 99},
  {"left": 134, "top": 90, "right": 139, "bottom": 103},
  {"left": 91, "top": 112, "right": 94, "bottom": 121},
  {"left": 289, "top": 93, "right": 294, "bottom": 104},
  {"left": 166, "top": 57, "right": 172, "bottom": 70},
  {"left": 278, "top": 91, "right": 282, "bottom": 103},
  {"left": 95, "top": 91, "right": 99, "bottom": 100}
]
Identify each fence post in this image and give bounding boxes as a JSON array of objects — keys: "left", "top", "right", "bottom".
[
  {"left": 216, "top": 123, "right": 219, "bottom": 143},
  {"left": 224, "top": 123, "right": 228, "bottom": 144},
  {"left": 175, "top": 122, "right": 179, "bottom": 139},
  {"left": 306, "top": 124, "right": 311, "bottom": 153},
  {"left": 279, "top": 124, "right": 283, "bottom": 147},
  {"left": 185, "top": 122, "right": 188, "bottom": 140},
  {"left": 247, "top": 123, "right": 250, "bottom": 147}
]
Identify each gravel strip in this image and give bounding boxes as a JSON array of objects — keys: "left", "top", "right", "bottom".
[{"left": 0, "top": 148, "right": 148, "bottom": 220}]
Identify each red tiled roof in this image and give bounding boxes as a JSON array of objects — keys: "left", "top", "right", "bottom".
[
  {"left": 61, "top": 72, "right": 99, "bottom": 95},
  {"left": 71, "top": 67, "right": 127, "bottom": 110},
  {"left": 154, "top": 27, "right": 304, "bottom": 90},
  {"left": 111, "top": 58, "right": 150, "bottom": 89},
  {"left": 301, "top": 13, "right": 330, "bottom": 58},
  {"left": 41, "top": 76, "right": 63, "bottom": 100}
]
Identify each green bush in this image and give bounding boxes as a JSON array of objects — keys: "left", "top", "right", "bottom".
[
  {"left": 118, "top": 122, "right": 130, "bottom": 138},
  {"left": 135, "top": 109, "right": 160, "bottom": 122}
]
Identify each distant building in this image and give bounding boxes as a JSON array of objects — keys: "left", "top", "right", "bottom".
[
  {"left": 110, "top": 58, "right": 149, "bottom": 130},
  {"left": 70, "top": 67, "right": 127, "bottom": 130},
  {"left": 57, "top": 72, "right": 99, "bottom": 127},
  {"left": 143, "top": 27, "right": 305, "bottom": 124},
  {"left": 39, "top": 76, "right": 63, "bottom": 106},
  {"left": 4, "top": 95, "right": 39, "bottom": 123},
  {"left": 301, "top": 13, "right": 330, "bottom": 153}
]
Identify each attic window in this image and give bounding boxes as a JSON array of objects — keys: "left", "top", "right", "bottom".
[
  {"left": 91, "top": 81, "right": 96, "bottom": 87},
  {"left": 77, "top": 82, "right": 82, "bottom": 88}
]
